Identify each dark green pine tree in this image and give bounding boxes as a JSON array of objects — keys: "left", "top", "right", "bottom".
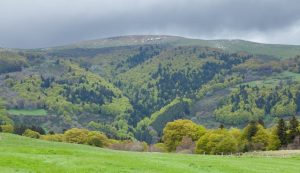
[
  {"left": 288, "top": 116, "right": 299, "bottom": 142},
  {"left": 247, "top": 121, "right": 258, "bottom": 141},
  {"left": 219, "top": 124, "right": 224, "bottom": 129},
  {"left": 258, "top": 119, "right": 265, "bottom": 128},
  {"left": 277, "top": 118, "right": 287, "bottom": 146}
]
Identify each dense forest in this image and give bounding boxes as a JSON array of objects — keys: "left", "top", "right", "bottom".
[{"left": 1, "top": 36, "right": 300, "bottom": 144}]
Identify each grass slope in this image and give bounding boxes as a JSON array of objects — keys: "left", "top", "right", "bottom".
[{"left": 1, "top": 133, "right": 300, "bottom": 173}]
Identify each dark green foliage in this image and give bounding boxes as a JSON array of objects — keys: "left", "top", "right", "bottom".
[
  {"left": 288, "top": 116, "right": 299, "bottom": 142},
  {"left": 14, "top": 125, "right": 45, "bottom": 135},
  {"left": 62, "top": 81, "right": 115, "bottom": 105},
  {"left": 125, "top": 45, "right": 161, "bottom": 68},
  {"left": 135, "top": 98, "right": 192, "bottom": 143},
  {"left": 245, "top": 121, "right": 258, "bottom": 141},
  {"left": 150, "top": 98, "right": 192, "bottom": 136},
  {"left": 277, "top": 118, "right": 287, "bottom": 146},
  {"left": 0, "top": 52, "right": 27, "bottom": 74}
]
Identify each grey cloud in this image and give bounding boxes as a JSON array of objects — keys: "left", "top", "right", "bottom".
[{"left": 0, "top": 0, "right": 300, "bottom": 48}]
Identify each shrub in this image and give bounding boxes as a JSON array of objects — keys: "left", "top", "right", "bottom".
[
  {"left": 41, "top": 134, "right": 65, "bottom": 142},
  {"left": 64, "top": 128, "right": 89, "bottom": 144},
  {"left": 1, "top": 124, "right": 14, "bottom": 133},
  {"left": 162, "top": 119, "right": 206, "bottom": 152},
  {"left": 22, "top": 129, "right": 40, "bottom": 139},
  {"left": 149, "top": 143, "right": 167, "bottom": 152},
  {"left": 196, "top": 129, "right": 238, "bottom": 154},
  {"left": 176, "top": 136, "right": 196, "bottom": 154},
  {"left": 87, "top": 131, "right": 109, "bottom": 147},
  {"left": 109, "top": 140, "right": 148, "bottom": 152}
]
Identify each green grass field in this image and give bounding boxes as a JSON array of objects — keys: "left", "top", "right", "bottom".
[
  {"left": 7, "top": 109, "right": 47, "bottom": 116},
  {"left": 1, "top": 133, "right": 300, "bottom": 173}
]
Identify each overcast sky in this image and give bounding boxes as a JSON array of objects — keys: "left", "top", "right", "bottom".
[{"left": 1, "top": 0, "right": 300, "bottom": 48}]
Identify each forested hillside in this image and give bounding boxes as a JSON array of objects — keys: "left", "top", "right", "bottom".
[{"left": 1, "top": 35, "right": 300, "bottom": 143}]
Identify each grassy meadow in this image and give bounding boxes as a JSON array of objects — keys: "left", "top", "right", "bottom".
[{"left": 1, "top": 133, "right": 300, "bottom": 173}]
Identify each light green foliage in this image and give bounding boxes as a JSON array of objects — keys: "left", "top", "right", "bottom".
[
  {"left": 196, "top": 129, "right": 238, "bottom": 154},
  {"left": 152, "top": 143, "right": 167, "bottom": 152},
  {"left": 271, "top": 100, "right": 296, "bottom": 117},
  {"left": 87, "top": 131, "right": 109, "bottom": 147},
  {"left": 12, "top": 75, "right": 45, "bottom": 105},
  {"left": 214, "top": 83, "right": 299, "bottom": 125},
  {"left": 251, "top": 126, "right": 270, "bottom": 150},
  {"left": 63, "top": 128, "right": 110, "bottom": 147},
  {"left": 267, "top": 127, "right": 281, "bottom": 150},
  {"left": 162, "top": 119, "right": 206, "bottom": 152},
  {"left": 22, "top": 129, "right": 40, "bottom": 139},
  {"left": 0, "top": 124, "right": 14, "bottom": 133},
  {"left": 196, "top": 73, "right": 243, "bottom": 99},
  {"left": 100, "top": 97, "right": 133, "bottom": 117},
  {"left": 64, "top": 128, "right": 89, "bottom": 144},
  {"left": 241, "top": 123, "right": 274, "bottom": 151},
  {"left": 41, "top": 134, "right": 65, "bottom": 142},
  {"left": 0, "top": 99, "right": 12, "bottom": 125}
]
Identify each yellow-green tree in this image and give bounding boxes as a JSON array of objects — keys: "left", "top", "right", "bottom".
[
  {"left": 23, "top": 129, "right": 40, "bottom": 139},
  {"left": 251, "top": 126, "right": 269, "bottom": 150},
  {"left": 196, "top": 129, "right": 238, "bottom": 154},
  {"left": 162, "top": 119, "right": 206, "bottom": 152},
  {"left": 64, "top": 128, "right": 89, "bottom": 144},
  {"left": 267, "top": 126, "right": 281, "bottom": 150},
  {"left": 0, "top": 124, "right": 14, "bottom": 133},
  {"left": 87, "top": 131, "right": 109, "bottom": 147}
]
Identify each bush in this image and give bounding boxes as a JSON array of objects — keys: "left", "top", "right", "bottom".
[
  {"left": 162, "top": 119, "right": 206, "bottom": 152},
  {"left": 64, "top": 128, "right": 89, "bottom": 144},
  {"left": 196, "top": 129, "right": 238, "bottom": 154},
  {"left": 149, "top": 143, "right": 167, "bottom": 152},
  {"left": 87, "top": 131, "right": 109, "bottom": 147},
  {"left": 109, "top": 140, "right": 148, "bottom": 152},
  {"left": 41, "top": 134, "right": 65, "bottom": 142},
  {"left": 22, "top": 129, "right": 40, "bottom": 139},
  {"left": 176, "top": 136, "right": 196, "bottom": 154},
  {"left": 1, "top": 124, "right": 14, "bottom": 133}
]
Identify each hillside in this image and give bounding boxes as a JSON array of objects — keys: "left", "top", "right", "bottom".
[
  {"left": 1, "top": 133, "right": 300, "bottom": 173},
  {"left": 1, "top": 35, "right": 300, "bottom": 142},
  {"left": 52, "top": 35, "right": 300, "bottom": 59}
]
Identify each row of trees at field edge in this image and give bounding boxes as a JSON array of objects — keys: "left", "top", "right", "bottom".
[
  {"left": 162, "top": 118, "right": 300, "bottom": 154},
  {"left": 1, "top": 117, "right": 299, "bottom": 154}
]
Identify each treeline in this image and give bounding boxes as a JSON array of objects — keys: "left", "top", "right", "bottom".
[
  {"left": 2, "top": 117, "right": 299, "bottom": 154},
  {"left": 161, "top": 118, "right": 300, "bottom": 154},
  {"left": 0, "top": 51, "right": 27, "bottom": 74}
]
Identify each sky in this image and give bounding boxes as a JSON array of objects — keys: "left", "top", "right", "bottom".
[{"left": 1, "top": 0, "right": 300, "bottom": 48}]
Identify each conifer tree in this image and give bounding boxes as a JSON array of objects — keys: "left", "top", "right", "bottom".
[
  {"left": 277, "top": 118, "right": 287, "bottom": 146},
  {"left": 288, "top": 116, "right": 299, "bottom": 142}
]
